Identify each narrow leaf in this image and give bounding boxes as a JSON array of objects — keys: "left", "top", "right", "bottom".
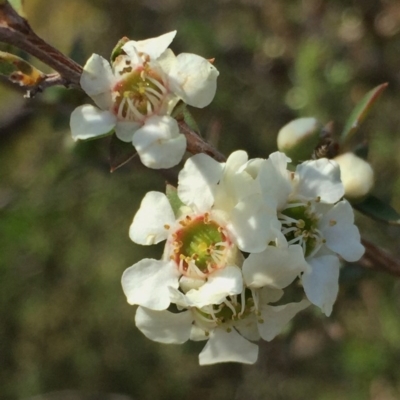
[
  {"left": 0, "top": 51, "right": 44, "bottom": 86},
  {"left": 110, "top": 37, "right": 130, "bottom": 63},
  {"left": 341, "top": 83, "right": 388, "bottom": 143},
  {"left": 172, "top": 102, "right": 200, "bottom": 135},
  {"left": 354, "top": 195, "right": 400, "bottom": 225},
  {"left": 166, "top": 184, "right": 184, "bottom": 216},
  {"left": 109, "top": 134, "right": 136, "bottom": 172}
]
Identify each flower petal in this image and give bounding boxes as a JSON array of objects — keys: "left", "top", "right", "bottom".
[
  {"left": 70, "top": 105, "right": 116, "bottom": 140},
  {"left": 121, "top": 259, "right": 180, "bottom": 310},
  {"left": 132, "top": 115, "right": 186, "bottom": 169},
  {"left": 234, "top": 314, "right": 260, "bottom": 341},
  {"left": 169, "top": 53, "right": 219, "bottom": 108},
  {"left": 320, "top": 200, "right": 365, "bottom": 262},
  {"left": 227, "top": 193, "right": 277, "bottom": 253},
  {"left": 115, "top": 120, "right": 141, "bottom": 142},
  {"left": 135, "top": 307, "right": 192, "bottom": 344},
  {"left": 258, "top": 152, "right": 292, "bottom": 210},
  {"left": 243, "top": 245, "right": 310, "bottom": 289},
  {"left": 295, "top": 159, "right": 344, "bottom": 203},
  {"left": 257, "top": 299, "right": 310, "bottom": 341},
  {"left": 129, "top": 191, "right": 175, "bottom": 245},
  {"left": 199, "top": 328, "right": 258, "bottom": 365},
  {"left": 80, "top": 54, "right": 115, "bottom": 109},
  {"left": 185, "top": 266, "right": 243, "bottom": 308},
  {"left": 178, "top": 153, "right": 224, "bottom": 212},
  {"left": 122, "top": 31, "right": 177, "bottom": 60},
  {"left": 302, "top": 255, "right": 340, "bottom": 316}
]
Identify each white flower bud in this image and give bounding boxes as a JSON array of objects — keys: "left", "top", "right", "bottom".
[
  {"left": 277, "top": 117, "right": 321, "bottom": 162},
  {"left": 334, "top": 152, "right": 374, "bottom": 202}
]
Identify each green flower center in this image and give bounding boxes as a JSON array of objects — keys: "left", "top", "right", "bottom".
[
  {"left": 279, "top": 200, "right": 323, "bottom": 257},
  {"left": 171, "top": 213, "right": 232, "bottom": 278},
  {"left": 112, "top": 65, "right": 167, "bottom": 121}
]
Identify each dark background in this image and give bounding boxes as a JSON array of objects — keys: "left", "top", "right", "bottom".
[{"left": 1, "top": 0, "right": 400, "bottom": 399}]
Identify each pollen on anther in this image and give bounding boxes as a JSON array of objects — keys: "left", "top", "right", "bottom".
[{"left": 164, "top": 224, "right": 170, "bottom": 230}]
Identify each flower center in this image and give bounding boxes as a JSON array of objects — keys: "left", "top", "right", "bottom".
[
  {"left": 279, "top": 199, "right": 324, "bottom": 257},
  {"left": 194, "top": 289, "right": 261, "bottom": 334},
  {"left": 169, "top": 213, "right": 232, "bottom": 278},
  {"left": 112, "top": 64, "right": 167, "bottom": 122}
]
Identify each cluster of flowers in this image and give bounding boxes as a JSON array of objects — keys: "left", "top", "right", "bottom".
[
  {"left": 70, "top": 31, "right": 364, "bottom": 365},
  {"left": 121, "top": 151, "right": 364, "bottom": 365}
]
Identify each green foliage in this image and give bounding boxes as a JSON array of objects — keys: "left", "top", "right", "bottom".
[
  {"left": 165, "top": 184, "right": 184, "bottom": 216},
  {"left": 355, "top": 195, "right": 400, "bottom": 225},
  {"left": 341, "top": 83, "right": 388, "bottom": 145}
]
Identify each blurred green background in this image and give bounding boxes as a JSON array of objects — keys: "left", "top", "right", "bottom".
[{"left": 1, "top": 0, "right": 400, "bottom": 399}]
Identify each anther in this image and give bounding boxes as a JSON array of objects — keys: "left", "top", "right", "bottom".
[
  {"left": 164, "top": 224, "right": 170, "bottom": 230},
  {"left": 329, "top": 220, "right": 337, "bottom": 226}
]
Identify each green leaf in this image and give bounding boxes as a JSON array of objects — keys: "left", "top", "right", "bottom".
[
  {"left": 341, "top": 82, "right": 388, "bottom": 144},
  {"left": 354, "top": 195, "right": 400, "bottom": 225},
  {"left": 109, "top": 134, "right": 136, "bottom": 172},
  {"left": 172, "top": 102, "right": 201, "bottom": 135},
  {"left": 166, "top": 184, "right": 184, "bottom": 216},
  {"left": 8, "top": 0, "right": 25, "bottom": 16},
  {"left": 0, "top": 51, "right": 44, "bottom": 86},
  {"left": 110, "top": 37, "right": 130, "bottom": 63}
]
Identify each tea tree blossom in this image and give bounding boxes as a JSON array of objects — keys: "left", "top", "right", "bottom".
[
  {"left": 258, "top": 153, "right": 365, "bottom": 316},
  {"left": 70, "top": 31, "right": 219, "bottom": 169},
  {"left": 134, "top": 287, "right": 310, "bottom": 365},
  {"left": 121, "top": 151, "right": 277, "bottom": 311}
]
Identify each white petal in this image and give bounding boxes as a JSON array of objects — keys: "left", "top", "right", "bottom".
[
  {"left": 243, "top": 245, "right": 310, "bottom": 289},
  {"left": 199, "top": 328, "right": 258, "bottom": 365},
  {"left": 80, "top": 54, "right": 115, "bottom": 109},
  {"left": 227, "top": 193, "right": 277, "bottom": 253},
  {"left": 295, "top": 159, "right": 344, "bottom": 203},
  {"left": 320, "top": 200, "right": 365, "bottom": 262},
  {"left": 258, "top": 152, "right": 292, "bottom": 210},
  {"left": 121, "top": 259, "right": 180, "bottom": 310},
  {"left": 185, "top": 266, "right": 243, "bottom": 308},
  {"left": 135, "top": 307, "right": 192, "bottom": 344},
  {"left": 168, "top": 53, "right": 219, "bottom": 108},
  {"left": 302, "top": 255, "right": 340, "bottom": 316},
  {"left": 70, "top": 105, "right": 116, "bottom": 140},
  {"left": 115, "top": 120, "right": 141, "bottom": 142},
  {"left": 178, "top": 153, "right": 224, "bottom": 212},
  {"left": 122, "top": 31, "right": 177, "bottom": 60},
  {"left": 234, "top": 314, "right": 260, "bottom": 341},
  {"left": 132, "top": 115, "right": 186, "bottom": 169},
  {"left": 129, "top": 191, "right": 175, "bottom": 245},
  {"left": 258, "top": 287, "right": 284, "bottom": 304},
  {"left": 213, "top": 151, "right": 260, "bottom": 211},
  {"left": 257, "top": 299, "right": 310, "bottom": 341}
]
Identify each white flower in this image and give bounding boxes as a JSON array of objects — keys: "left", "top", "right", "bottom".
[
  {"left": 70, "top": 31, "right": 219, "bottom": 169},
  {"left": 134, "top": 287, "right": 310, "bottom": 365},
  {"left": 121, "top": 151, "right": 277, "bottom": 311},
  {"left": 259, "top": 153, "right": 365, "bottom": 316}
]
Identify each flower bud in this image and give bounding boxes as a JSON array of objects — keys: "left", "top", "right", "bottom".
[
  {"left": 277, "top": 117, "right": 321, "bottom": 162},
  {"left": 334, "top": 152, "right": 374, "bottom": 202}
]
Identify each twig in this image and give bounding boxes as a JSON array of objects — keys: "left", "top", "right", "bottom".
[
  {"left": 178, "top": 120, "right": 226, "bottom": 162},
  {"left": 357, "top": 238, "right": 400, "bottom": 277},
  {"left": 0, "top": 1, "right": 82, "bottom": 88}
]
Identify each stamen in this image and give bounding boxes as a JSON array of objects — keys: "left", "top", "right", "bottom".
[{"left": 147, "top": 76, "right": 167, "bottom": 93}]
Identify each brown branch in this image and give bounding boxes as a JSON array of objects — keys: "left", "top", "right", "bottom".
[
  {"left": 178, "top": 120, "right": 226, "bottom": 162},
  {"left": 357, "top": 238, "right": 400, "bottom": 277},
  {"left": 0, "top": 1, "right": 82, "bottom": 88}
]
